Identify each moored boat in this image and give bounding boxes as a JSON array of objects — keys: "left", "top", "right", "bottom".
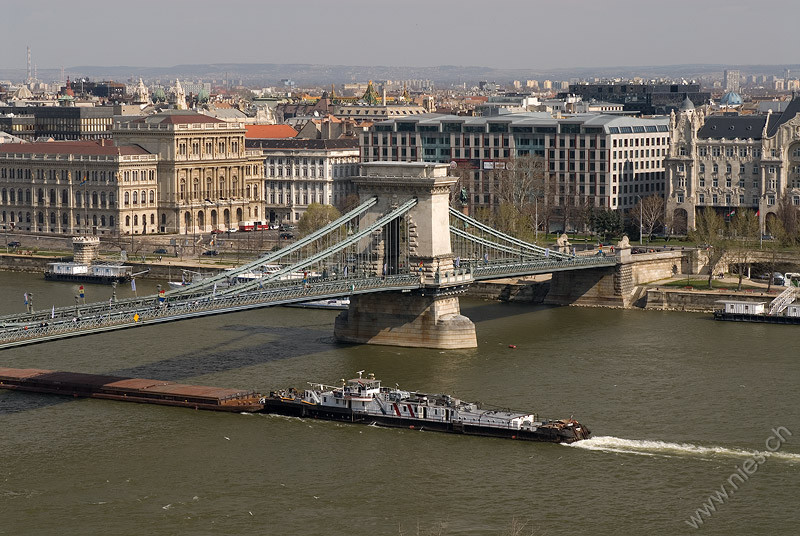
[{"left": 260, "top": 372, "right": 591, "bottom": 443}]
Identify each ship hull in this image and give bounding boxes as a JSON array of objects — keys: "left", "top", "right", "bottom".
[{"left": 260, "top": 399, "right": 589, "bottom": 443}]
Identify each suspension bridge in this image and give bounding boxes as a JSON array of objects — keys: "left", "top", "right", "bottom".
[{"left": 0, "top": 163, "right": 616, "bottom": 350}]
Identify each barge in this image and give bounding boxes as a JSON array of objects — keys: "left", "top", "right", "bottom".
[
  {"left": 45, "top": 262, "right": 132, "bottom": 284},
  {"left": 0, "top": 368, "right": 263, "bottom": 412},
  {"left": 713, "top": 296, "right": 800, "bottom": 325},
  {"left": 260, "top": 372, "right": 591, "bottom": 443}
]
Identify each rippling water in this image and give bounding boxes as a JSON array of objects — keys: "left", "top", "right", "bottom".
[{"left": 0, "top": 272, "right": 798, "bottom": 534}]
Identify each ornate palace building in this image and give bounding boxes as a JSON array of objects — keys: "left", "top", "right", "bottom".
[
  {"left": 113, "top": 111, "right": 264, "bottom": 234},
  {"left": 0, "top": 111, "right": 264, "bottom": 236},
  {"left": 665, "top": 97, "right": 800, "bottom": 233}
]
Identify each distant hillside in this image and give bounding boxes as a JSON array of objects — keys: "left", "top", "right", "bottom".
[{"left": 3, "top": 62, "right": 800, "bottom": 87}]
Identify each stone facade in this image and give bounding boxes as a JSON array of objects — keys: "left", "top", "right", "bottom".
[
  {"left": 113, "top": 111, "right": 264, "bottom": 233},
  {"left": 665, "top": 97, "right": 800, "bottom": 233}
]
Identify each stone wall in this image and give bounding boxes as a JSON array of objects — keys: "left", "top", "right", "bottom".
[{"left": 643, "top": 287, "right": 779, "bottom": 313}]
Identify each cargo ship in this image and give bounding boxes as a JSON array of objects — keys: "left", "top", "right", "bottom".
[{"left": 260, "top": 371, "right": 591, "bottom": 443}]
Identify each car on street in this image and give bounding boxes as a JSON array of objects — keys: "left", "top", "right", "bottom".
[
  {"left": 279, "top": 232, "right": 294, "bottom": 239},
  {"left": 7, "top": 241, "right": 21, "bottom": 248},
  {"left": 211, "top": 229, "right": 225, "bottom": 234},
  {"left": 153, "top": 248, "right": 168, "bottom": 254},
  {"left": 202, "top": 250, "right": 219, "bottom": 256}
]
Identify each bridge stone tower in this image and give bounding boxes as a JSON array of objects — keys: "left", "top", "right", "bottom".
[{"left": 334, "top": 162, "right": 477, "bottom": 349}]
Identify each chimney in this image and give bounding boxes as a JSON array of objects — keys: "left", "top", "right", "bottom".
[{"left": 382, "top": 87, "right": 386, "bottom": 106}]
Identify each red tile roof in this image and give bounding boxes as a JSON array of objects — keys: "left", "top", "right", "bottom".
[
  {"left": 0, "top": 140, "right": 151, "bottom": 156},
  {"left": 245, "top": 124, "right": 298, "bottom": 139}
]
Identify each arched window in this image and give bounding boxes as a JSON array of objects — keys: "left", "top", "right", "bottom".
[
  {"left": 125, "top": 215, "right": 130, "bottom": 226},
  {"left": 246, "top": 185, "right": 251, "bottom": 198},
  {"left": 37, "top": 212, "right": 44, "bottom": 224},
  {"left": 150, "top": 213, "right": 155, "bottom": 225},
  {"left": 61, "top": 189, "right": 68, "bottom": 204},
  {"left": 149, "top": 190, "right": 155, "bottom": 204},
  {"left": 179, "top": 180, "right": 186, "bottom": 200},
  {"left": 101, "top": 215, "right": 106, "bottom": 226},
  {"left": 141, "top": 190, "right": 147, "bottom": 205},
  {"left": 100, "top": 192, "right": 106, "bottom": 207},
  {"left": 9, "top": 190, "right": 15, "bottom": 203},
  {"left": 92, "top": 214, "right": 97, "bottom": 226},
  {"left": 254, "top": 206, "right": 259, "bottom": 218},
  {"left": 134, "top": 214, "right": 138, "bottom": 226},
  {"left": 109, "top": 216, "right": 115, "bottom": 227},
  {"left": 62, "top": 213, "right": 67, "bottom": 226},
  {"left": 1, "top": 189, "right": 5, "bottom": 203},
  {"left": 76, "top": 191, "right": 82, "bottom": 207},
  {"left": 206, "top": 178, "right": 213, "bottom": 197},
  {"left": 49, "top": 189, "right": 56, "bottom": 204},
  {"left": 9, "top": 211, "right": 14, "bottom": 222},
  {"left": 219, "top": 178, "right": 225, "bottom": 197},
  {"left": 92, "top": 191, "right": 98, "bottom": 207},
  {"left": 50, "top": 212, "right": 55, "bottom": 224},
  {"left": 192, "top": 180, "right": 199, "bottom": 199},
  {"left": 161, "top": 213, "right": 166, "bottom": 225},
  {"left": 109, "top": 193, "right": 115, "bottom": 206},
  {"left": 253, "top": 186, "right": 258, "bottom": 199},
  {"left": 132, "top": 191, "right": 138, "bottom": 204},
  {"left": 36, "top": 189, "right": 43, "bottom": 203},
  {"left": 124, "top": 191, "right": 129, "bottom": 206}
]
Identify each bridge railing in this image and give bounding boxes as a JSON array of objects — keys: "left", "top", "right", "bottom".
[{"left": 0, "top": 274, "right": 422, "bottom": 348}]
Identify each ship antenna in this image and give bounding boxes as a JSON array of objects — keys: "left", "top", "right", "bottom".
[{"left": 356, "top": 370, "right": 364, "bottom": 378}]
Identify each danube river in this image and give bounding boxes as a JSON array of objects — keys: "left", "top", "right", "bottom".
[{"left": 0, "top": 272, "right": 798, "bottom": 535}]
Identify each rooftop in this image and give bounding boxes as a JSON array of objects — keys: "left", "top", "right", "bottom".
[
  {"left": 0, "top": 140, "right": 151, "bottom": 157},
  {"left": 244, "top": 124, "right": 299, "bottom": 139}
]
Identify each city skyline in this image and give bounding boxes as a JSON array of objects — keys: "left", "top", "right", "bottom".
[{"left": 4, "top": 0, "right": 800, "bottom": 73}]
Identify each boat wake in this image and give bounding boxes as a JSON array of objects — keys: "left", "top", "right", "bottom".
[{"left": 566, "top": 436, "right": 800, "bottom": 462}]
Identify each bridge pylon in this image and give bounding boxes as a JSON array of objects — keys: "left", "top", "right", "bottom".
[{"left": 334, "top": 163, "right": 477, "bottom": 349}]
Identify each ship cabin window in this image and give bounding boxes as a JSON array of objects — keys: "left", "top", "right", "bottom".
[{"left": 323, "top": 397, "right": 327, "bottom": 402}]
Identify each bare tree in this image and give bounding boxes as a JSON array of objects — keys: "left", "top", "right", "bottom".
[
  {"left": 728, "top": 209, "right": 759, "bottom": 290},
  {"left": 775, "top": 191, "right": 800, "bottom": 246},
  {"left": 631, "top": 195, "right": 666, "bottom": 241},
  {"left": 689, "top": 208, "right": 730, "bottom": 289}
]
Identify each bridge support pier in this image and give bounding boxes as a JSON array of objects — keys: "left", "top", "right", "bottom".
[{"left": 334, "top": 292, "right": 477, "bottom": 349}]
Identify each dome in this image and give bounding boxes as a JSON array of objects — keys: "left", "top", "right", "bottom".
[
  {"left": 720, "top": 92, "right": 742, "bottom": 106},
  {"left": 679, "top": 96, "right": 695, "bottom": 112}
]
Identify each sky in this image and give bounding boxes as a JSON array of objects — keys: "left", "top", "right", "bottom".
[{"left": 2, "top": 0, "right": 799, "bottom": 71}]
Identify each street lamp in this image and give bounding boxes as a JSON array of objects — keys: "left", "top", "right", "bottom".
[{"left": 636, "top": 195, "right": 643, "bottom": 245}]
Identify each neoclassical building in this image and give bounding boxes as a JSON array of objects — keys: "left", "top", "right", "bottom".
[
  {"left": 0, "top": 140, "right": 157, "bottom": 235},
  {"left": 113, "top": 111, "right": 264, "bottom": 233},
  {"left": 0, "top": 111, "right": 264, "bottom": 236},
  {"left": 665, "top": 97, "right": 800, "bottom": 233}
]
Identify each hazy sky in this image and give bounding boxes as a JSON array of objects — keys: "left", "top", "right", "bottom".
[{"left": 3, "top": 0, "right": 799, "bottom": 70}]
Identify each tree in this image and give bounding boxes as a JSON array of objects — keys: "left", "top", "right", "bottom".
[
  {"left": 728, "top": 209, "right": 759, "bottom": 290},
  {"left": 689, "top": 208, "right": 729, "bottom": 289},
  {"left": 298, "top": 203, "right": 341, "bottom": 236},
  {"left": 335, "top": 193, "right": 361, "bottom": 215},
  {"left": 589, "top": 209, "right": 623, "bottom": 241},
  {"left": 631, "top": 195, "right": 666, "bottom": 242},
  {"left": 775, "top": 191, "right": 800, "bottom": 246}
]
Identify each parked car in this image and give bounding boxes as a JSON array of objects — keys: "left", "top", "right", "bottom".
[
  {"left": 279, "top": 232, "right": 294, "bottom": 239},
  {"left": 210, "top": 229, "right": 225, "bottom": 234},
  {"left": 202, "top": 250, "right": 219, "bottom": 256},
  {"left": 268, "top": 223, "right": 280, "bottom": 230},
  {"left": 7, "top": 241, "right": 21, "bottom": 248},
  {"left": 153, "top": 248, "right": 168, "bottom": 254},
  {"left": 772, "top": 272, "right": 785, "bottom": 285}
]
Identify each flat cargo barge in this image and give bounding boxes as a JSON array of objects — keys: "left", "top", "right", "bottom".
[{"left": 0, "top": 368, "right": 263, "bottom": 412}]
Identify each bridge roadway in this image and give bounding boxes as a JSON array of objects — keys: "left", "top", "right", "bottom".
[{"left": 0, "top": 255, "right": 614, "bottom": 349}]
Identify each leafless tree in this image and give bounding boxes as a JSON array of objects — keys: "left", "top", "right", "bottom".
[
  {"left": 775, "top": 191, "right": 800, "bottom": 246},
  {"left": 728, "top": 209, "right": 759, "bottom": 290},
  {"left": 631, "top": 195, "right": 666, "bottom": 241},
  {"left": 689, "top": 208, "right": 730, "bottom": 289}
]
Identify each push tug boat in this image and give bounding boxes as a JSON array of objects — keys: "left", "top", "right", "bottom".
[{"left": 260, "top": 372, "right": 591, "bottom": 443}]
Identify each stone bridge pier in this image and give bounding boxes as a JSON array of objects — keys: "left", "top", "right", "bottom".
[
  {"left": 545, "top": 244, "right": 690, "bottom": 307},
  {"left": 334, "top": 162, "right": 477, "bottom": 349}
]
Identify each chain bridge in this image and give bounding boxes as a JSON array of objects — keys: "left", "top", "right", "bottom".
[{"left": 0, "top": 163, "right": 616, "bottom": 350}]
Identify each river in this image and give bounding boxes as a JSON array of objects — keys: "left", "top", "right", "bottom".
[{"left": 0, "top": 272, "right": 798, "bottom": 535}]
